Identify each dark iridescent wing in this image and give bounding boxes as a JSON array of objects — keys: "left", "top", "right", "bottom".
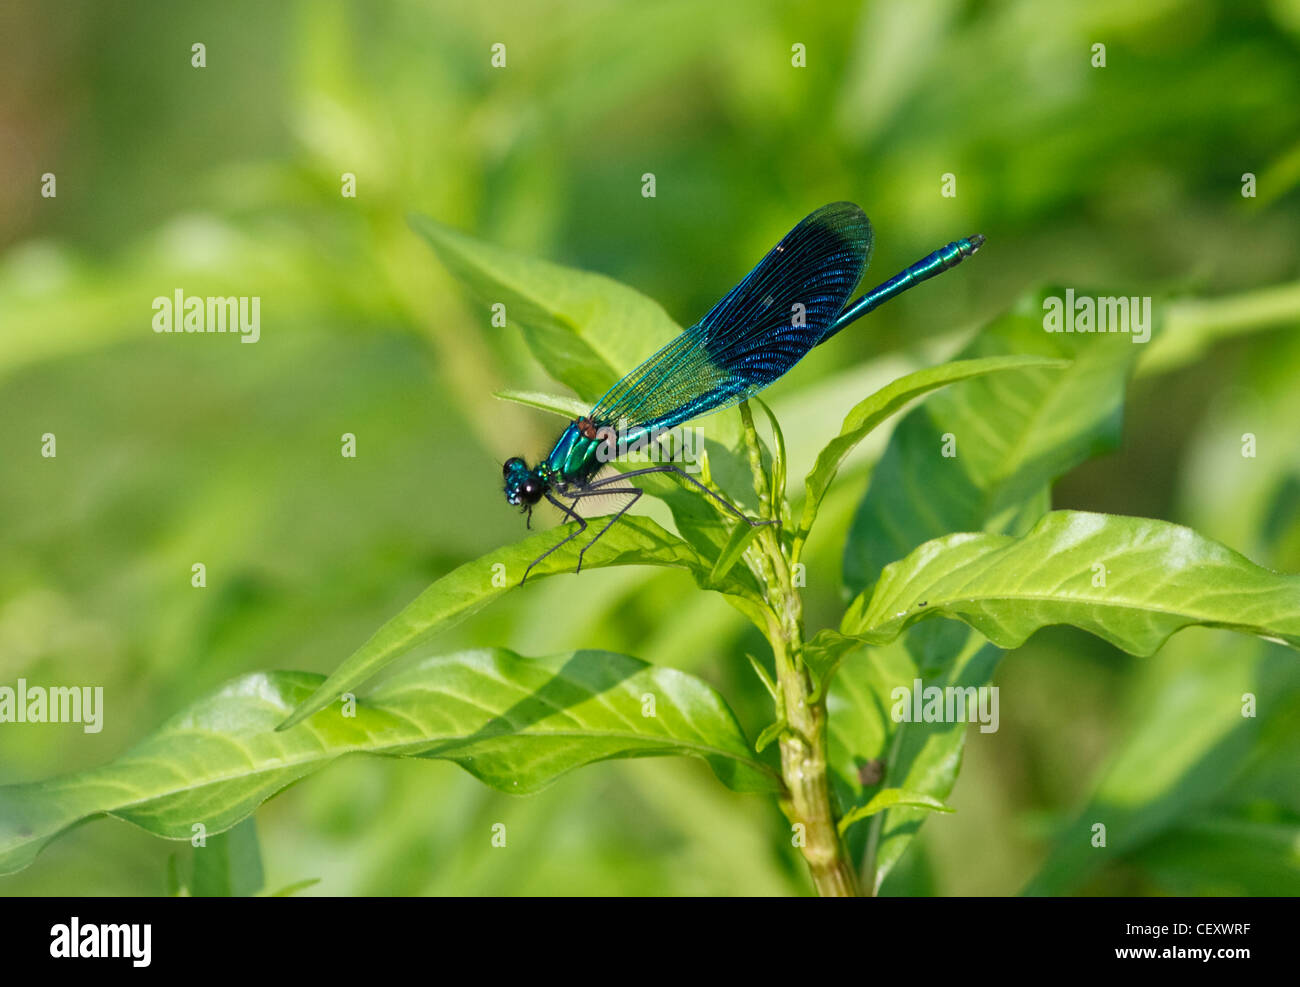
[{"left": 588, "top": 202, "right": 873, "bottom": 432}]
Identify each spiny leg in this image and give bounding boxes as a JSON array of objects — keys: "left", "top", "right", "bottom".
[
  {"left": 520, "top": 493, "right": 588, "bottom": 585},
  {"left": 550, "top": 492, "right": 583, "bottom": 525},
  {"left": 569, "top": 486, "right": 643, "bottom": 573},
  {"left": 540, "top": 465, "right": 777, "bottom": 579}
]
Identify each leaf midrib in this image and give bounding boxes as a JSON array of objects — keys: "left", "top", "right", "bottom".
[
  {"left": 39, "top": 723, "right": 775, "bottom": 822},
  {"left": 422, "top": 220, "right": 676, "bottom": 391},
  {"left": 866, "top": 586, "right": 1295, "bottom": 633}
]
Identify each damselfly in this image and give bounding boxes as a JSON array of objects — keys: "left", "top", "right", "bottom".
[{"left": 502, "top": 202, "right": 984, "bottom": 581}]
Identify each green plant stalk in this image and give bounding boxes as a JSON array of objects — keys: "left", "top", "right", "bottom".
[{"left": 738, "top": 403, "right": 860, "bottom": 897}]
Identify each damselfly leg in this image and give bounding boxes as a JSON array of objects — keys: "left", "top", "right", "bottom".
[
  {"left": 520, "top": 464, "right": 776, "bottom": 584},
  {"left": 518, "top": 493, "right": 588, "bottom": 585}
]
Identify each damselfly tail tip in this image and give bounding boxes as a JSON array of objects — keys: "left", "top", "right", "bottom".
[{"left": 967, "top": 233, "right": 986, "bottom": 253}]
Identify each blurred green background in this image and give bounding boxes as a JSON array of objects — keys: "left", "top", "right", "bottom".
[{"left": 2, "top": 0, "right": 1299, "bottom": 895}]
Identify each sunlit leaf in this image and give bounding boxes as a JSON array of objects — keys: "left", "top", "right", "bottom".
[
  {"left": 832, "top": 287, "right": 1152, "bottom": 890},
  {"left": 837, "top": 788, "right": 954, "bottom": 836},
  {"left": 410, "top": 213, "right": 680, "bottom": 401},
  {"left": 842, "top": 511, "right": 1300, "bottom": 655},
  {"left": 842, "top": 285, "right": 1148, "bottom": 596},
  {"left": 796, "top": 355, "right": 1068, "bottom": 555},
  {"left": 752, "top": 397, "right": 788, "bottom": 520},
  {"left": 709, "top": 519, "right": 764, "bottom": 583},
  {"left": 280, "top": 515, "right": 762, "bottom": 730},
  {"left": 495, "top": 389, "right": 589, "bottom": 419},
  {"left": 0, "top": 649, "right": 780, "bottom": 875}
]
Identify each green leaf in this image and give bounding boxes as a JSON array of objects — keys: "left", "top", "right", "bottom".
[
  {"left": 494, "top": 389, "right": 589, "bottom": 419},
  {"left": 410, "top": 213, "right": 680, "bottom": 402},
  {"left": 709, "top": 519, "right": 764, "bottom": 583},
  {"left": 164, "top": 854, "right": 185, "bottom": 897},
  {"left": 803, "top": 628, "right": 864, "bottom": 703},
  {"left": 744, "top": 652, "right": 779, "bottom": 702},
  {"left": 0, "top": 649, "right": 780, "bottom": 875},
  {"left": 831, "top": 287, "right": 1153, "bottom": 889},
  {"left": 280, "top": 514, "right": 761, "bottom": 730},
  {"left": 752, "top": 397, "right": 788, "bottom": 519},
  {"left": 754, "top": 719, "right": 785, "bottom": 754},
  {"left": 191, "top": 817, "right": 265, "bottom": 897},
  {"left": 828, "top": 633, "right": 996, "bottom": 893},
  {"left": 831, "top": 509, "right": 1300, "bottom": 891},
  {"left": 1023, "top": 634, "right": 1300, "bottom": 895},
  {"left": 1131, "top": 816, "right": 1300, "bottom": 896},
  {"left": 843, "top": 285, "right": 1148, "bottom": 597},
  {"left": 843, "top": 511, "right": 1300, "bottom": 655},
  {"left": 796, "top": 355, "right": 1068, "bottom": 554},
  {"left": 837, "top": 788, "right": 954, "bottom": 836},
  {"left": 635, "top": 436, "right": 760, "bottom": 568},
  {"left": 265, "top": 878, "right": 322, "bottom": 897}
]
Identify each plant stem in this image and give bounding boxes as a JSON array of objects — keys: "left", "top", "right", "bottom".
[
  {"left": 768, "top": 605, "right": 859, "bottom": 896},
  {"left": 738, "top": 402, "right": 860, "bottom": 897}
]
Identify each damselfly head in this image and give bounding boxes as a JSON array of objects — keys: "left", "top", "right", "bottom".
[{"left": 503, "top": 457, "right": 546, "bottom": 508}]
